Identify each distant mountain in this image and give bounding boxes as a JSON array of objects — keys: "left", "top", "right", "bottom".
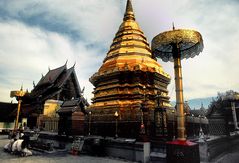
[{"left": 170, "top": 97, "right": 214, "bottom": 109}]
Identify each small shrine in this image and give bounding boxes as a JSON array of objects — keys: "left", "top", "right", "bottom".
[{"left": 57, "top": 98, "right": 89, "bottom": 136}]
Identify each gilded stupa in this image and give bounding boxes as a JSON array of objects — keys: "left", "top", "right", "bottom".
[{"left": 88, "top": 0, "right": 171, "bottom": 138}]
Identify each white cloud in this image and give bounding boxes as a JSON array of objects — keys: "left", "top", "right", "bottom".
[
  {"left": 0, "top": 0, "right": 123, "bottom": 46},
  {"left": 0, "top": 0, "right": 125, "bottom": 103},
  {"left": 0, "top": 20, "right": 102, "bottom": 102}
]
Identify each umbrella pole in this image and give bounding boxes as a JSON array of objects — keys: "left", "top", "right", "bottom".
[
  {"left": 14, "top": 99, "right": 22, "bottom": 131},
  {"left": 173, "top": 46, "right": 186, "bottom": 141}
]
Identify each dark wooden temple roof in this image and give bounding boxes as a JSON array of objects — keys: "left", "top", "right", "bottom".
[
  {"left": 0, "top": 102, "right": 17, "bottom": 121},
  {"left": 57, "top": 98, "right": 89, "bottom": 114},
  {"left": 55, "top": 67, "right": 74, "bottom": 88},
  {"left": 37, "top": 65, "right": 66, "bottom": 86},
  {"left": 26, "top": 63, "right": 82, "bottom": 101},
  {"left": 17, "top": 63, "right": 86, "bottom": 117}
]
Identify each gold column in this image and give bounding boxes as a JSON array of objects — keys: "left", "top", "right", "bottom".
[
  {"left": 14, "top": 99, "right": 22, "bottom": 131},
  {"left": 173, "top": 55, "right": 186, "bottom": 141},
  {"left": 11, "top": 87, "right": 26, "bottom": 132}
]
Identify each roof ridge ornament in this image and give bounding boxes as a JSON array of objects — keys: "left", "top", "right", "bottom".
[{"left": 124, "top": 0, "right": 135, "bottom": 21}]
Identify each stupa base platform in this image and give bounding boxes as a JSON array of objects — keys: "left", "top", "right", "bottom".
[{"left": 86, "top": 120, "right": 142, "bottom": 138}]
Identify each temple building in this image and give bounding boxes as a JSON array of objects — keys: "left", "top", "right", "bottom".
[
  {"left": 207, "top": 91, "right": 239, "bottom": 136},
  {"left": 13, "top": 63, "right": 86, "bottom": 129},
  {"left": 57, "top": 98, "right": 88, "bottom": 136},
  {"left": 88, "top": 0, "right": 171, "bottom": 138}
]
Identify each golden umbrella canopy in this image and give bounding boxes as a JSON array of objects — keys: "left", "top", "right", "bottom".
[{"left": 151, "top": 29, "right": 204, "bottom": 62}]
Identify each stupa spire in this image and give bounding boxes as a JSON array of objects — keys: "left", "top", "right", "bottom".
[{"left": 124, "top": 0, "right": 135, "bottom": 21}]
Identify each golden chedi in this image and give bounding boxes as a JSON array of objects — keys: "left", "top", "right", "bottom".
[{"left": 88, "top": 0, "right": 171, "bottom": 138}]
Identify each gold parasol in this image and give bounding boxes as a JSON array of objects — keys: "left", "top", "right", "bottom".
[
  {"left": 152, "top": 29, "right": 204, "bottom": 62},
  {"left": 151, "top": 27, "right": 204, "bottom": 141}
]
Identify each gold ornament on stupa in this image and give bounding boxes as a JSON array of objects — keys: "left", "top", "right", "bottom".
[{"left": 88, "top": 0, "right": 171, "bottom": 138}]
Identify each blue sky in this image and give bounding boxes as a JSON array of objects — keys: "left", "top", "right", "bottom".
[{"left": 0, "top": 0, "right": 238, "bottom": 109}]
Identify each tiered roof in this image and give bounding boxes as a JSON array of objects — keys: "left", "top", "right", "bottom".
[
  {"left": 36, "top": 65, "right": 66, "bottom": 86},
  {"left": 18, "top": 63, "right": 84, "bottom": 117},
  {"left": 29, "top": 63, "right": 81, "bottom": 101},
  {"left": 57, "top": 98, "right": 89, "bottom": 114}
]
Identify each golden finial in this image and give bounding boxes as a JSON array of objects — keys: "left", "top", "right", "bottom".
[{"left": 124, "top": 0, "right": 135, "bottom": 21}]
